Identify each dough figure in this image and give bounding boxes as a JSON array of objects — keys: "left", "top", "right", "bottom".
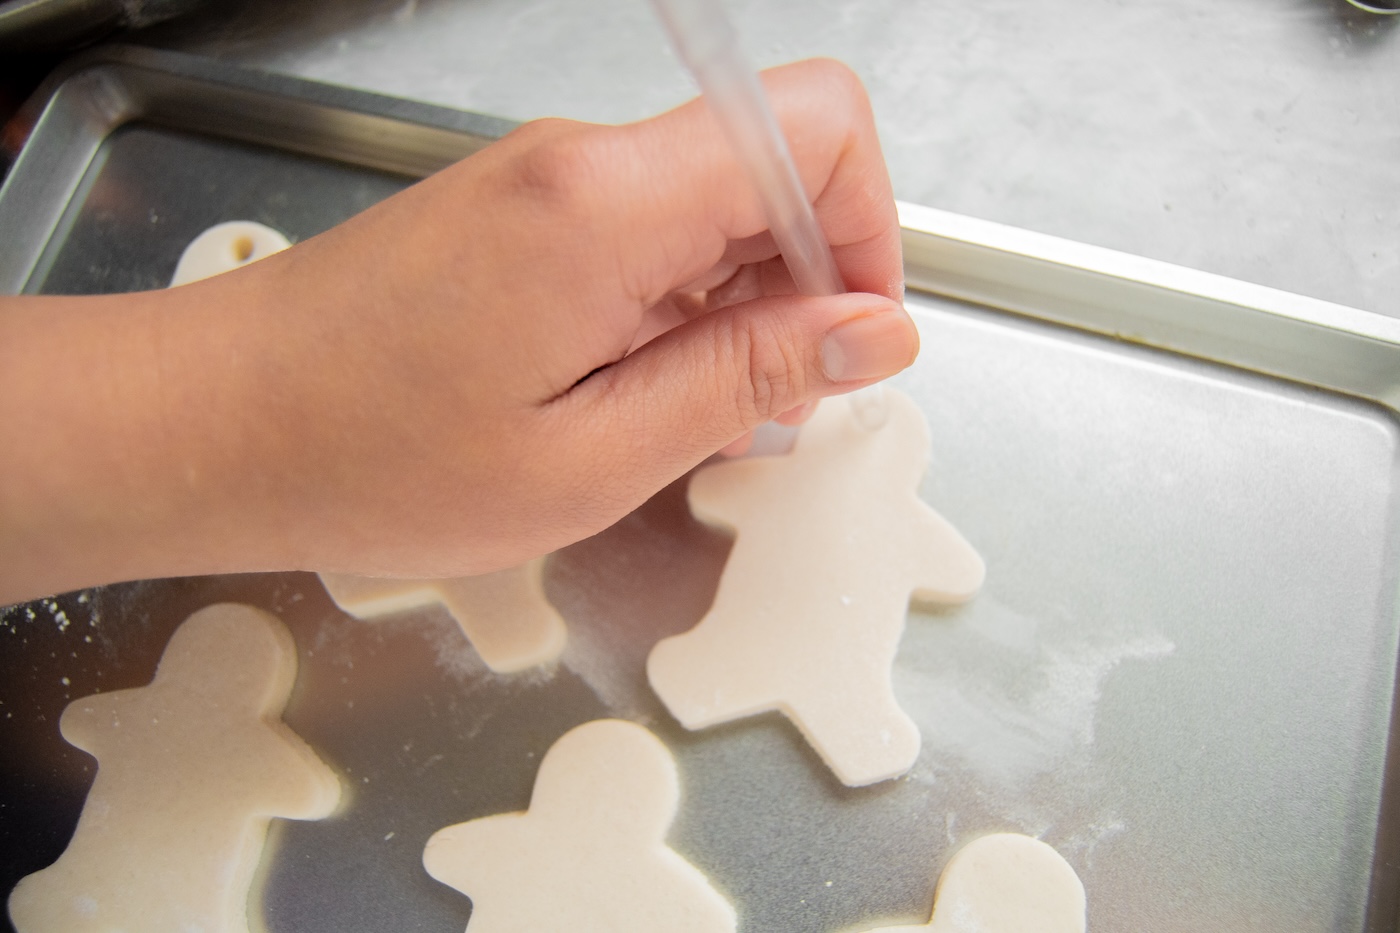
[
  {"left": 423, "top": 719, "right": 735, "bottom": 933},
  {"left": 853, "top": 834, "right": 1085, "bottom": 933},
  {"left": 169, "top": 221, "right": 291, "bottom": 287},
  {"left": 647, "top": 390, "right": 984, "bottom": 786},
  {"left": 8, "top": 603, "right": 341, "bottom": 933},
  {"left": 319, "top": 558, "right": 566, "bottom": 673}
]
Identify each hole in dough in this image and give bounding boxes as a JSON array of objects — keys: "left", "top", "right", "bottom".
[
  {"left": 169, "top": 221, "right": 291, "bottom": 287},
  {"left": 231, "top": 235, "right": 256, "bottom": 263}
]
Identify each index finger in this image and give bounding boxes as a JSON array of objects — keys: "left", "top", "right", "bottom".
[{"left": 596, "top": 58, "right": 904, "bottom": 308}]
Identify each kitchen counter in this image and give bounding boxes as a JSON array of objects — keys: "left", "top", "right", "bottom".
[{"left": 133, "top": 0, "right": 1399, "bottom": 316}]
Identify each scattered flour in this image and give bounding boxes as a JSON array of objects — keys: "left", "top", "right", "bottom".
[{"left": 897, "top": 596, "right": 1174, "bottom": 790}]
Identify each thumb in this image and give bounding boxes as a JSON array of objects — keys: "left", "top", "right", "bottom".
[{"left": 557, "top": 291, "right": 917, "bottom": 472}]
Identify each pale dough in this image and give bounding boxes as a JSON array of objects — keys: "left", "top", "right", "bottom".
[
  {"left": 851, "top": 833, "right": 1085, "bottom": 933},
  {"left": 169, "top": 220, "right": 291, "bottom": 287},
  {"left": 319, "top": 558, "right": 566, "bottom": 674},
  {"left": 423, "top": 719, "right": 735, "bottom": 933},
  {"left": 7, "top": 603, "right": 341, "bottom": 933},
  {"left": 647, "top": 389, "right": 985, "bottom": 787}
]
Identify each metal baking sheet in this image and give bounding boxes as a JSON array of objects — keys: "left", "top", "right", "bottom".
[{"left": 3, "top": 46, "right": 1399, "bottom": 933}]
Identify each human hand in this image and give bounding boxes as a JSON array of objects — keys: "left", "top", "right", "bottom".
[{"left": 0, "top": 58, "right": 913, "bottom": 601}]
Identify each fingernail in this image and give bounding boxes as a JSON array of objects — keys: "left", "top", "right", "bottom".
[{"left": 821, "top": 305, "right": 916, "bottom": 383}]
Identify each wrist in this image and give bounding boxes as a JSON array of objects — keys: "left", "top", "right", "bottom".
[{"left": 0, "top": 266, "right": 312, "bottom": 602}]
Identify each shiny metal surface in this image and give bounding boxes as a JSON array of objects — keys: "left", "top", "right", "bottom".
[
  {"left": 0, "top": 47, "right": 511, "bottom": 294},
  {"left": 3, "top": 48, "right": 1400, "bottom": 933},
  {"left": 1347, "top": 0, "right": 1400, "bottom": 13},
  {"left": 0, "top": 0, "right": 207, "bottom": 52},
  {"left": 132, "top": 0, "right": 1400, "bottom": 319},
  {"left": 0, "top": 0, "right": 126, "bottom": 52},
  {"left": 897, "top": 203, "right": 1400, "bottom": 411}
]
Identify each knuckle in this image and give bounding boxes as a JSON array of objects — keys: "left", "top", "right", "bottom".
[
  {"left": 502, "top": 121, "right": 608, "bottom": 215},
  {"left": 794, "top": 58, "right": 868, "bottom": 119},
  {"left": 811, "top": 57, "right": 864, "bottom": 98},
  {"left": 724, "top": 315, "right": 805, "bottom": 424}
]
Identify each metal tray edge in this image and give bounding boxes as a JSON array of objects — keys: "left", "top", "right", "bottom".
[
  {"left": 0, "top": 45, "right": 516, "bottom": 294},
  {"left": 898, "top": 202, "right": 1400, "bottom": 416}
]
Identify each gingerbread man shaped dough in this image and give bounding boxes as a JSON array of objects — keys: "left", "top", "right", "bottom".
[
  {"left": 852, "top": 834, "right": 1085, "bottom": 933},
  {"left": 320, "top": 557, "right": 566, "bottom": 673},
  {"left": 648, "top": 390, "right": 984, "bottom": 786},
  {"left": 423, "top": 719, "right": 735, "bottom": 933},
  {"left": 8, "top": 603, "right": 341, "bottom": 933}
]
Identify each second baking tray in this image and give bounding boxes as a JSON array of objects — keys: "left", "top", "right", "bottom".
[{"left": 2, "top": 46, "right": 1399, "bottom": 933}]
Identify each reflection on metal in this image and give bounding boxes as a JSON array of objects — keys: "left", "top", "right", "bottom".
[
  {"left": 1345, "top": 0, "right": 1400, "bottom": 13},
  {"left": 0, "top": 0, "right": 209, "bottom": 53}
]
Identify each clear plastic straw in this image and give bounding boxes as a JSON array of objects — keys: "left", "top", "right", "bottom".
[{"left": 651, "top": 0, "right": 888, "bottom": 430}]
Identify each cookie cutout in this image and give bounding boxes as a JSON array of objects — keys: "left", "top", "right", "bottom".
[
  {"left": 169, "top": 221, "right": 291, "bottom": 287},
  {"left": 7, "top": 603, "right": 341, "bottom": 933},
  {"left": 319, "top": 558, "right": 566, "bottom": 673},
  {"left": 423, "top": 719, "right": 735, "bottom": 933},
  {"left": 647, "top": 389, "right": 984, "bottom": 786},
  {"left": 853, "top": 833, "right": 1085, "bottom": 933}
]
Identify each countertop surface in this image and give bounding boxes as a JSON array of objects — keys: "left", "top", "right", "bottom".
[{"left": 132, "top": 0, "right": 1400, "bottom": 318}]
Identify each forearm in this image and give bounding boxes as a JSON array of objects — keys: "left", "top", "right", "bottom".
[{"left": 0, "top": 275, "right": 298, "bottom": 603}]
